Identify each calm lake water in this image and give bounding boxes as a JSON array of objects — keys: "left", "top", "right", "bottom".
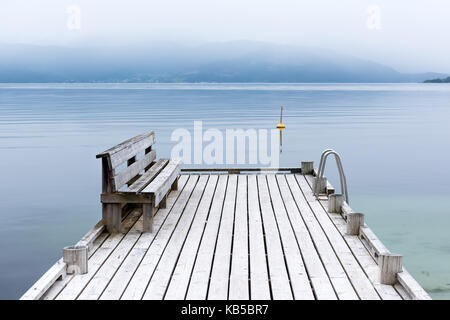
[{"left": 0, "top": 83, "right": 449, "bottom": 299}]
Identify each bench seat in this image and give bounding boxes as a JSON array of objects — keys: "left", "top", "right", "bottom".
[
  {"left": 96, "top": 132, "right": 181, "bottom": 233},
  {"left": 127, "top": 159, "right": 169, "bottom": 193}
]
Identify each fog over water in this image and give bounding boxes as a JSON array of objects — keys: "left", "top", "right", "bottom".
[{"left": 1, "top": 1, "right": 450, "bottom": 73}]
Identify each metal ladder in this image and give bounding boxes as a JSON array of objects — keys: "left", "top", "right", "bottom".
[{"left": 314, "top": 149, "right": 349, "bottom": 204}]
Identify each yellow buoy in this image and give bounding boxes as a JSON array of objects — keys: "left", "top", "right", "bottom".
[{"left": 276, "top": 105, "right": 286, "bottom": 129}]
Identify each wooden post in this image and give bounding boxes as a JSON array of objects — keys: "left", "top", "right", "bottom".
[
  {"left": 159, "top": 194, "right": 167, "bottom": 209},
  {"left": 328, "top": 194, "right": 344, "bottom": 213},
  {"left": 379, "top": 253, "right": 403, "bottom": 285},
  {"left": 301, "top": 161, "right": 314, "bottom": 175},
  {"left": 102, "top": 203, "right": 122, "bottom": 233},
  {"left": 171, "top": 177, "right": 178, "bottom": 191},
  {"left": 63, "top": 245, "right": 88, "bottom": 275},
  {"left": 314, "top": 176, "right": 327, "bottom": 194},
  {"left": 143, "top": 202, "right": 155, "bottom": 233},
  {"left": 346, "top": 212, "right": 364, "bottom": 235}
]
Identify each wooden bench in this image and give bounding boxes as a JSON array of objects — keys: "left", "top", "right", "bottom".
[{"left": 96, "top": 131, "right": 181, "bottom": 233}]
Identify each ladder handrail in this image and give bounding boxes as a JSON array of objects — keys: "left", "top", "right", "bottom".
[
  {"left": 317, "top": 149, "right": 344, "bottom": 196},
  {"left": 314, "top": 149, "right": 349, "bottom": 204}
]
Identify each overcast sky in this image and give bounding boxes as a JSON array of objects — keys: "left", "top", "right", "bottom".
[{"left": 1, "top": 0, "right": 449, "bottom": 73}]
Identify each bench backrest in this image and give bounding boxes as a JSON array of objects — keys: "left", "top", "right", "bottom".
[{"left": 96, "top": 131, "right": 156, "bottom": 192}]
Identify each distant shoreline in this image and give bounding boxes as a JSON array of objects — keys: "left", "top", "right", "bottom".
[
  {"left": 424, "top": 76, "right": 450, "bottom": 83},
  {"left": 0, "top": 81, "right": 442, "bottom": 84}
]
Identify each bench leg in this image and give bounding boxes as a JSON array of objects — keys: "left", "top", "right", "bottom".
[
  {"left": 143, "top": 203, "right": 155, "bottom": 233},
  {"left": 171, "top": 177, "right": 178, "bottom": 191},
  {"left": 159, "top": 195, "right": 167, "bottom": 209},
  {"left": 102, "top": 203, "right": 122, "bottom": 233}
]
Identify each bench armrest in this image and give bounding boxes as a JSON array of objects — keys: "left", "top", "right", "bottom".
[{"left": 141, "top": 159, "right": 181, "bottom": 206}]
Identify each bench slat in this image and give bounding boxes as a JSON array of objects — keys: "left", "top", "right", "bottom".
[
  {"left": 114, "top": 150, "right": 156, "bottom": 191},
  {"left": 142, "top": 159, "right": 181, "bottom": 205},
  {"left": 96, "top": 131, "right": 155, "bottom": 168},
  {"left": 101, "top": 193, "right": 152, "bottom": 204},
  {"left": 127, "top": 159, "right": 169, "bottom": 193}
]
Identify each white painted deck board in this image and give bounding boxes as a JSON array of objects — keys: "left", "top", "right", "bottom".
[
  {"left": 266, "top": 175, "right": 314, "bottom": 300},
  {"left": 186, "top": 175, "right": 228, "bottom": 300},
  {"left": 41, "top": 232, "right": 109, "bottom": 300},
  {"left": 285, "top": 174, "right": 358, "bottom": 300},
  {"left": 38, "top": 173, "right": 421, "bottom": 300},
  {"left": 256, "top": 175, "right": 293, "bottom": 300},
  {"left": 143, "top": 175, "right": 209, "bottom": 299},
  {"left": 99, "top": 175, "right": 189, "bottom": 300},
  {"left": 297, "top": 174, "right": 381, "bottom": 300},
  {"left": 275, "top": 175, "right": 337, "bottom": 300},
  {"left": 208, "top": 175, "right": 237, "bottom": 300},
  {"left": 247, "top": 175, "right": 271, "bottom": 300},
  {"left": 302, "top": 174, "right": 403, "bottom": 300},
  {"left": 56, "top": 209, "right": 142, "bottom": 300},
  {"left": 120, "top": 175, "right": 199, "bottom": 300},
  {"left": 228, "top": 175, "right": 250, "bottom": 300},
  {"left": 164, "top": 175, "right": 219, "bottom": 300}
]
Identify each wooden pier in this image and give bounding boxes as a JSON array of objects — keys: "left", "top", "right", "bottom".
[
  {"left": 21, "top": 133, "right": 430, "bottom": 300},
  {"left": 22, "top": 169, "right": 430, "bottom": 300}
]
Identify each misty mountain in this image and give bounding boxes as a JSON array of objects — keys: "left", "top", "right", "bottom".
[{"left": 0, "top": 41, "right": 446, "bottom": 83}]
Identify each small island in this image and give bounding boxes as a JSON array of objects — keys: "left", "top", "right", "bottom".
[{"left": 424, "top": 76, "right": 450, "bottom": 83}]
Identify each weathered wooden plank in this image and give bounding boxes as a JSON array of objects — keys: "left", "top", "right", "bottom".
[
  {"left": 185, "top": 176, "right": 228, "bottom": 300},
  {"left": 397, "top": 270, "right": 431, "bottom": 300},
  {"left": 142, "top": 159, "right": 181, "bottom": 206},
  {"left": 76, "top": 220, "right": 105, "bottom": 251},
  {"left": 55, "top": 209, "right": 141, "bottom": 300},
  {"left": 181, "top": 167, "right": 301, "bottom": 173},
  {"left": 163, "top": 176, "right": 218, "bottom": 300},
  {"left": 247, "top": 175, "right": 271, "bottom": 300},
  {"left": 127, "top": 159, "right": 169, "bottom": 193},
  {"left": 77, "top": 223, "right": 143, "bottom": 299},
  {"left": 101, "top": 193, "right": 152, "bottom": 204},
  {"left": 21, "top": 259, "right": 67, "bottom": 300},
  {"left": 24, "top": 220, "right": 107, "bottom": 300},
  {"left": 96, "top": 131, "right": 155, "bottom": 168},
  {"left": 208, "top": 175, "right": 238, "bottom": 300},
  {"left": 298, "top": 174, "right": 380, "bottom": 300},
  {"left": 120, "top": 175, "right": 199, "bottom": 300},
  {"left": 359, "top": 226, "right": 390, "bottom": 260},
  {"left": 276, "top": 175, "right": 337, "bottom": 300},
  {"left": 341, "top": 200, "right": 392, "bottom": 262},
  {"left": 266, "top": 175, "right": 314, "bottom": 300},
  {"left": 143, "top": 175, "right": 209, "bottom": 300},
  {"left": 285, "top": 174, "right": 358, "bottom": 300},
  {"left": 114, "top": 150, "right": 156, "bottom": 190},
  {"left": 256, "top": 175, "right": 293, "bottom": 300},
  {"left": 229, "top": 175, "right": 249, "bottom": 300},
  {"left": 41, "top": 232, "right": 110, "bottom": 300},
  {"left": 316, "top": 191, "right": 402, "bottom": 300},
  {"left": 83, "top": 176, "right": 186, "bottom": 300},
  {"left": 394, "top": 283, "right": 412, "bottom": 299},
  {"left": 99, "top": 175, "right": 189, "bottom": 300}
]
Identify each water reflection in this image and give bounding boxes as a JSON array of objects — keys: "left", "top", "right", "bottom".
[{"left": 276, "top": 106, "right": 286, "bottom": 154}]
